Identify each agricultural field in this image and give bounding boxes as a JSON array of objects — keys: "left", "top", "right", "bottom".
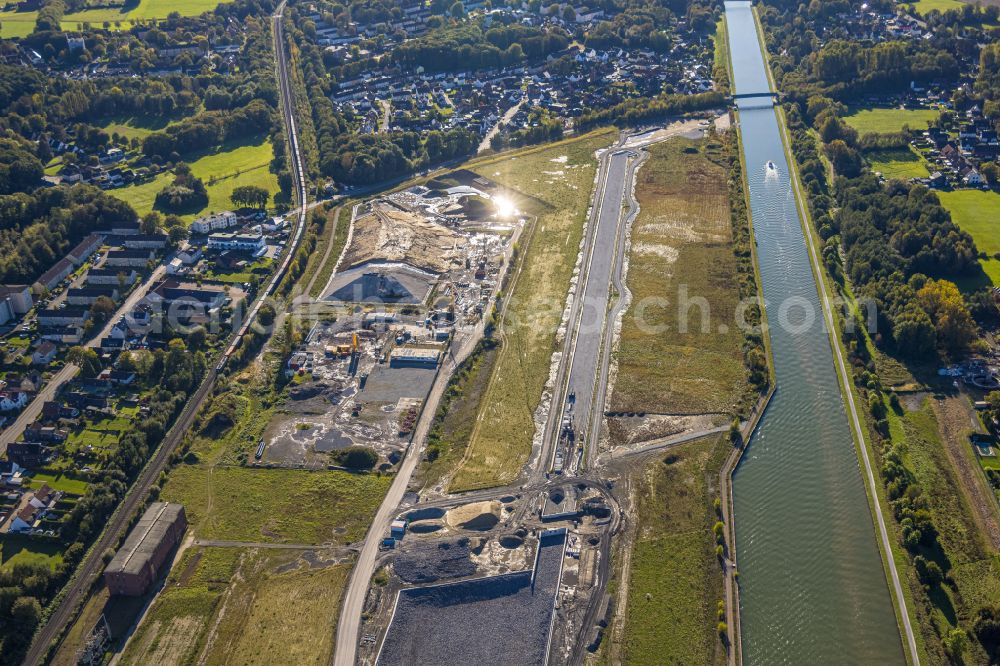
[
  {"left": 844, "top": 107, "right": 941, "bottom": 135},
  {"left": 937, "top": 189, "right": 1000, "bottom": 285},
  {"left": 865, "top": 147, "right": 931, "bottom": 180},
  {"left": 447, "top": 128, "right": 616, "bottom": 492},
  {"left": 0, "top": 0, "right": 229, "bottom": 36},
  {"left": 615, "top": 436, "right": 728, "bottom": 666},
  {"left": 611, "top": 137, "right": 749, "bottom": 416},
  {"left": 910, "top": 0, "right": 968, "bottom": 14},
  {"left": 111, "top": 137, "right": 279, "bottom": 225}
]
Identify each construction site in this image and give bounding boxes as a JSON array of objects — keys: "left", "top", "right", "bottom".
[
  {"left": 358, "top": 481, "right": 619, "bottom": 666},
  {"left": 261, "top": 176, "right": 523, "bottom": 470},
  {"left": 322, "top": 175, "right": 517, "bottom": 311}
]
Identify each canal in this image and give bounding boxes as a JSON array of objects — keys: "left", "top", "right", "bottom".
[{"left": 723, "top": 2, "right": 907, "bottom": 664}]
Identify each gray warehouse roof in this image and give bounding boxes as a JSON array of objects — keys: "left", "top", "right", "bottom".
[{"left": 107, "top": 502, "right": 185, "bottom": 576}]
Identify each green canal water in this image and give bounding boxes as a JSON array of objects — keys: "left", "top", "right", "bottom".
[{"left": 724, "top": 2, "right": 906, "bottom": 663}]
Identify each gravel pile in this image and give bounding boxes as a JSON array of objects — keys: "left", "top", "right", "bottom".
[
  {"left": 394, "top": 538, "right": 477, "bottom": 584},
  {"left": 378, "top": 532, "right": 566, "bottom": 666}
]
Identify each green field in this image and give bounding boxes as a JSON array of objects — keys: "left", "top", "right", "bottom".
[
  {"left": 163, "top": 466, "right": 390, "bottom": 544},
  {"left": 118, "top": 547, "right": 240, "bottom": 666},
  {"left": 618, "top": 437, "right": 728, "bottom": 665},
  {"left": 0, "top": 0, "right": 230, "bottom": 37},
  {"left": 119, "top": 547, "right": 349, "bottom": 666},
  {"left": 111, "top": 137, "right": 278, "bottom": 225},
  {"left": 0, "top": 534, "right": 64, "bottom": 571},
  {"left": 937, "top": 189, "right": 1000, "bottom": 285},
  {"left": 910, "top": 0, "right": 966, "bottom": 14},
  {"left": 420, "top": 341, "right": 499, "bottom": 491},
  {"left": 101, "top": 114, "right": 188, "bottom": 142},
  {"left": 448, "top": 129, "right": 616, "bottom": 492},
  {"left": 198, "top": 554, "right": 349, "bottom": 664},
  {"left": 866, "top": 147, "right": 931, "bottom": 180},
  {"left": 610, "top": 137, "right": 749, "bottom": 417},
  {"left": 844, "top": 107, "right": 940, "bottom": 135},
  {"left": 28, "top": 471, "right": 89, "bottom": 495}
]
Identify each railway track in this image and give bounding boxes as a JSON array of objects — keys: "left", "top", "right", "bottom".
[{"left": 20, "top": 4, "right": 308, "bottom": 663}]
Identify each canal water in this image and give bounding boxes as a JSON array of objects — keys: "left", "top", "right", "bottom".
[{"left": 723, "top": 2, "right": 906, "bottom": 663}]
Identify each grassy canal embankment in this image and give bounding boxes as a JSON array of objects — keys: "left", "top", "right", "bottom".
[{"left": 608, "top": 135, "right": 762, "bottom": 422}]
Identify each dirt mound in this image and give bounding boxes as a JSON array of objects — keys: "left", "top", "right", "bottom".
[
  {"left": 288, "top": 381, "right": 334, "bottom": 401},
  {"left": 445, "top": 500, "right": 501, "bottom": 531},
  {"left": 404, "top": 506, "right": 447, "bottom": 522},
  {"left": 408, "top": 520, "right": 444, "bottom": 534}
]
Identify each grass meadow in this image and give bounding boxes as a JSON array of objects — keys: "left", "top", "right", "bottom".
[
  {"left": 618, "top": 436, "right": 728, "bottom": 665},
  {"left": 111, "top": 137, "right": 278, "bottom": 225},
  {"left": 1, "top": 0, "right": 230, "bottom": 37},
  {"left": 610, "top": 137, "right": 749, "bottom": 416},
  {"left": 844, "top": 107, "right": 941, "bottom": 135},
  {"left": 937, "top": 189, "right": 1000, "bottom": 285},
  {"left": 866, "top": 147, "right": 931, "bottom": 180}
]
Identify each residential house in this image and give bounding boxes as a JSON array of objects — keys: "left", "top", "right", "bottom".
[
  {"left": 0, "top": 285, "right": 33, "bottom": 326},
  {"left": 105, "top": 249, "right": 156, "bottom": 268},
  {"left": 33, "top": 258, "right": 75, "bottom": 294},
  {"left": 87, "top": 267, "right": 138, "bottom": 286},
  {"left": 67, "top": 286, "right": 120, "bottom": 305},
  {"left": 24, "top": 423, "right": 67, "bottom": 442},
  {"left": 8, "top": 483, "right": 62, "bottom": 533},
  {"left": 106, "top": 370, "right": 136, "bottom": 385},
  {"left": 177, "top": 247, "right": 203, "bottom": 265},
  {"left": 963, "top": 168, "right": 985, "bottom": 186},
  {"left": 65, "top": 392, "right": 110, "bottom": 411},
  {"left": 0, "top": 390, "right": 29, "bottom": 411},
  {"left": 68, "top": 234, "right": 105, "bottom": 265},
  {"left": 207, "top": 232, "right": 266, "bottom": 254},
  {"left": 37, "top": 306, "right": 90, "bottom": 327},
  {"left": 0, "top": 460, "right": 24, "bottom": 487},
  {"left": 191, "top": 211, "right": 238, "bottom": 234},
  {"left": 123, "top": 234, "right": 168, "bottom": 250},
  {"left": 41, "top": 401, "right": 79, "bottom": 420},
  {"left": 31, "top": 340, "right": 58, "bottom": 366},
  {"left": 147, "top": 283, "right": 227, "bottom": 316},
  {"left": 6, "top": 442, "right": 47, "bottom": 467}
]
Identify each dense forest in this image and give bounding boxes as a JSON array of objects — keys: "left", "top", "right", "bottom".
[
  {"left": 782, "top": 102, "right": 980, "bottom": 360},
  {"left": 0, "top": 185, "right": 136, "bottom": 284}
]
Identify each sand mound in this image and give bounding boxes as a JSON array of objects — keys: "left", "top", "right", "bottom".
[{"left": 445, "top": 500, "right": 501, "bottom": 531}]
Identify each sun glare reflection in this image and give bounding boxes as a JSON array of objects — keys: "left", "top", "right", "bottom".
[{"left": 493, "top": 195, "right": 517, "bottom": 218}]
